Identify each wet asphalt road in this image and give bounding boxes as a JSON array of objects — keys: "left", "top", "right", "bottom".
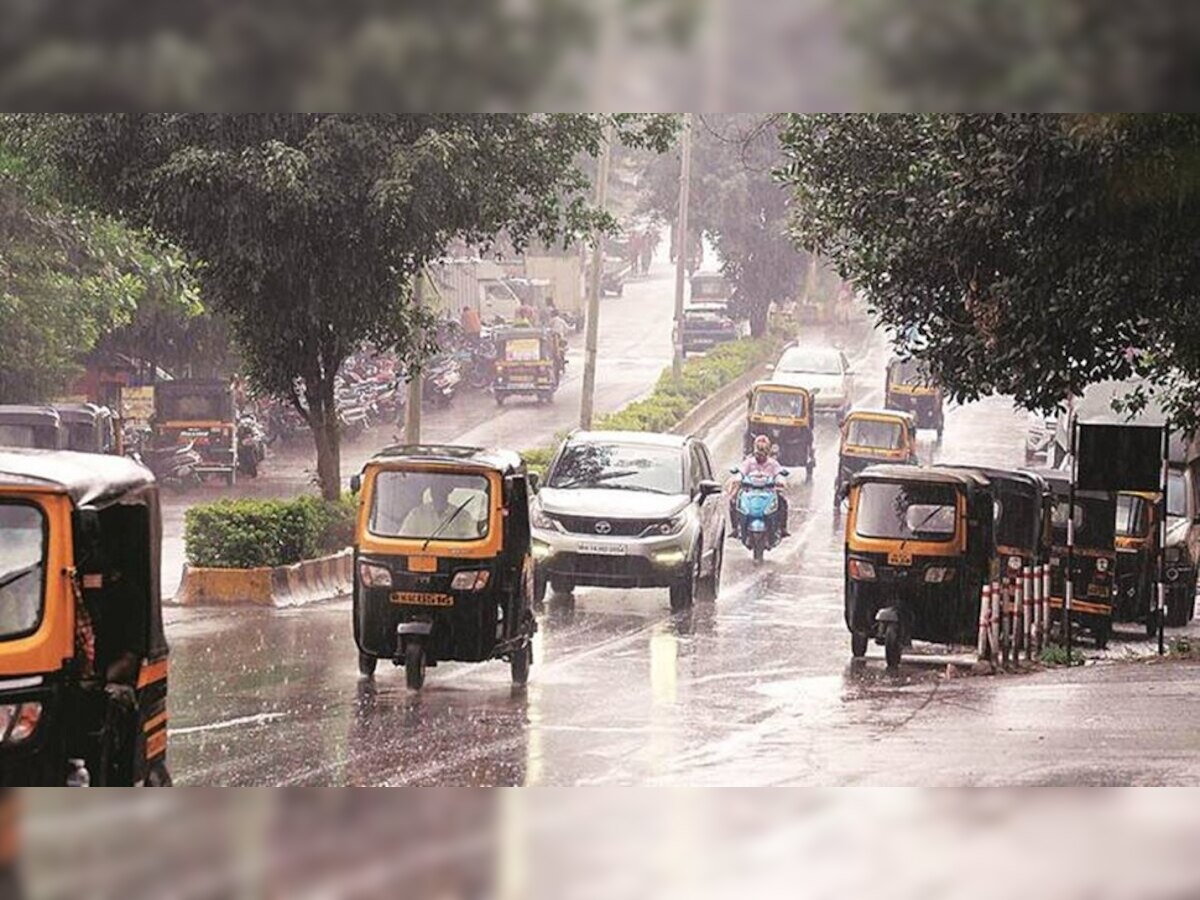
[{"left": 160, "top": 295, "right": 1200, "bottom": 785}]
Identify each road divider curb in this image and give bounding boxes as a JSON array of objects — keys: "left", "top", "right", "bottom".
[
  {"left": 669, "top": 363, "right": 771, "bottom": 438},
  {"left": 174, "top": 549, "right": 352, "bottom": 607}
]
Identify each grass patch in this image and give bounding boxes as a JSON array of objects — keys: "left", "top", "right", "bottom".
[{"left": 1039, "top": 644, "right": 1085, "bottom": 667}]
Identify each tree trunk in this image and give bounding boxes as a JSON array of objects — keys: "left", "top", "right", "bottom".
[
  {"left": 749, "top": 301, "right": 769, "bottom": 338},
  {"left": 306, "top": 376, "right": 342, "bottom": 501}
]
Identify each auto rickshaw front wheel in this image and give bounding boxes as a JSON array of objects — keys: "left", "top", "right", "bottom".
[
  {"left": 405, "top": 642, "right": 427, "bottom": 690},
  {"left": 883, "top": 622, "right": 902, "bottom": 669},
  {"left": 1093, "top": 621, "right": 1111, "bottom": 650},
  {"left": 358, "top": 651, "right": 377, "bottom": 678}
]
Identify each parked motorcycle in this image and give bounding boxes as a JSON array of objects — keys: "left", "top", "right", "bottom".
[
  {"left": 422, "top": 355, "right": 462, "bottom": 408},
  {"left": 132, "top": 441, "right": 203, "bottom": 492},
  {"left": 732, "top": 470, "right": 788, "bottom": 564}
]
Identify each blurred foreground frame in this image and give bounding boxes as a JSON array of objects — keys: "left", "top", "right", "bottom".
[{"left": 12, "top": 788, "right": 1200, "bottom": 899}]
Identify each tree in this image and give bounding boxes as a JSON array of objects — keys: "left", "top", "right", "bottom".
[
  {"left": 0, "top": 149, "right": 193, "bottom": 402},
  {"left": 777, "top": 114, "right": 1200, "bottom": 422},
  {"left": 641, "top": 114, "right": 808, "bottom": 336},
  {"left": 9, "top": 114, "right": 673, "bottom": 498}
]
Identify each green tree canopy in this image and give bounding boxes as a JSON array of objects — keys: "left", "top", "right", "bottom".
[
  {"left": 778, "top": 113, "right": 1200, "bottom": 422},
  {"left": 8, "top": 114, "right": 673, "bottom": 497},
  {"left": 641, "top": 114, "right": 808, "bottom": 336}
]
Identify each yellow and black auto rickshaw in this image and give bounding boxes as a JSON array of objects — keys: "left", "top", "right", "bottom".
[
  {"left": 834, "top": 408, "right": 918, "bottom": 507},
  {"left": 152, "top": 379, "right": 237, "bottom": 485},
  {"left": 744, "top": 382, "right": 815, "bottom": 481},
  {"left": 844, "top": 465, "right": 993, "bottom": 667},
  {"left": 885, "top": 357, "right": 945, "bottom": 439},
  {"left": 0, "top": 407, "right": 64, "bottom": 451},
  {"left": 350, "top": 444, "right": 538, "bottom": 689},
  {"left": 491, "top": 327, "right": 561, "bottom": 406},
  {"left": 0, "top": 450, "right": 170, "bottom": 786},
  {"left": 1115, "top": 490, "right": 1160, "bottom": 635},
  {"left": 52, "top": 403, "right": 118, "bottom": 455},
  {"left": 1036, "top": 469, "right": 1117, "bottom": 648}
]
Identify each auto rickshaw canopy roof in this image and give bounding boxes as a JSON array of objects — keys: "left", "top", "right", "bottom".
[
  {"left": 849, "top": 463, "right": 989, "bottom": 492},
  {"left": 370, "top": 443, "right": 525, "bottom": 475},
  {"left": 0, "top": 405, "right": 61, "bottom": 428},
  {"left": 51, "top": 403, "right": 112, "bottom": 427},
  {"left": 1024, "top": 467, "right": 1115, "bottom": 502},
  {"left": 0, "top": 449, "right": 155, "bottom": 509},
  {"left": 843, "top": 407, "right": 917, "bottom": 427},
  {"left": 751, "top": 381, "right": 813, "bottom": 398}
]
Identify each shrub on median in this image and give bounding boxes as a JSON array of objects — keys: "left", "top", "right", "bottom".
[{"left": 184, "top": 494, "right": 357, "bottom": 569}]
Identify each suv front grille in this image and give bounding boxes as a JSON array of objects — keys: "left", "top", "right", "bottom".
[{"left": 552, "top": 515, "right": 663, "bottom": 537}]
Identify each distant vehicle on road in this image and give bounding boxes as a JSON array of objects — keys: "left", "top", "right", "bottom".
[
  {"left": 153, "top": 379, "right": 237, "bottom": 486},
  {"left": 680, "top": 300, "right": 738, "bottom": 356},
  {"left": 834, "top": 409, "right": 918, "bottom": 507},
  {"left": 689, "top": 272, "right": 731, "bottom": 303},
  {"left": 772, "top": 345, "right": 855, "bottom": 416},
  {"left": 884, "top": 357, "right": 945, "bottom": 439},
  {"left": 531, "top": 431, "right": 725, "bottom": 611},
  {"left": 52, "top": 402, "right": 118, "bottom": 454},
  {"left": 0, "top": 406, "right": 64, "bottom": 450},
  {"left": 744, "top": 382, "right": 815, "bottom": 479}
]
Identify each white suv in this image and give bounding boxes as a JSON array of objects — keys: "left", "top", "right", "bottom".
[{"left": 531, "top": 431, "right": 726, "bottom": 611}]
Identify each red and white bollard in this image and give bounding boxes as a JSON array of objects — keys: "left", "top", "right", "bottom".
[
  {"left": 1041, "top": 564, "right": 1051, "bottom": 648},
  {"left": 978, "top": 584, "right": 993, "bottom": 661},
  {"left": 990, "top": 579, "right": 1003, "bottom": 666},
  {"left": 1023, "top": 566, "right": 1034, "bottom": 661}
]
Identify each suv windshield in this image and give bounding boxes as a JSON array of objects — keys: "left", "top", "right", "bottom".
[
  {"left": 856, "top": 481, "right": 959, "bottom": 541},
  {"left": 549, "top": 442, "right": 684, "bottom": 495},
  {"left": 846, "top": 418, "right": 904, "bottom": 450},
  {"left": 778, "top": 349, "right": 841, "bottom": 375},
  {"left": 0, "top": 503, "right": 46, "bottom": 638},
  {"left": 369, "top": 470, "right": 491, "bottom": 541}
]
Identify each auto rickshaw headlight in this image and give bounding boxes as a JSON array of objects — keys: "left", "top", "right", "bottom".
[
  {"left": 1095, "top": 557, "right": 1110, "bottom": 573},
  {"left": 358, "top": 562, "right": 393, "bottom": 588},
  {"left": 451, "top": 570, "right": 491, "bottom": 591},
  {"left": 0, "top": 702, "right": 42, "bottom": 745},
  {"left": 1006, "top": 556, "right": 1023, "bottom": 572},
  {"left": 924, "top": 566, "right": 954, "bottom": 584},
  {"left": 848, "top": 559, "right": 876, "bottom": 581}
]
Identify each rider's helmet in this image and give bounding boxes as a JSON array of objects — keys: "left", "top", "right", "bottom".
[{"left": 753, "top": 434, "right": 771, "bottom": 462}]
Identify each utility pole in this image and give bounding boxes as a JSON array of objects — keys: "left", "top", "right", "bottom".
[
  {"left": 580, "top": 122, "right": 614, "bottom": 430},
  {"left": 672, "top": 113, "right": 693, "bottom": 378},
  {"left": 405, "top": 271, "right": 425, "bottom": 444}
]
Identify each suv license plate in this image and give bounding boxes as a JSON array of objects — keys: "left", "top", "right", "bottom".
[{"left": 578, "top": 542, "right": 628, "bottom": 556}]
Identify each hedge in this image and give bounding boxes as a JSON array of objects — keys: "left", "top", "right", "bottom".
[
  {"left": 184, "top": 494, "right": 357, "bottom": 569},
  {"left": 521, "top": 333, "right": 784, "bottom": 474}
]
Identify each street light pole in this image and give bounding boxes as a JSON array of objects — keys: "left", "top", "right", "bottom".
[
  {"left": 580, "top": 122, "right": 614, "bottom": 430},
  {"left": 672, "top": 113, "right": 693, "bottom": 379},
  {"left": 405, "top": 271, "right": 424, "bottom": 444}
]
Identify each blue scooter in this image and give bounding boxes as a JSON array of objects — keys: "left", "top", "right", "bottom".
[{"left": 732, "top": 470, "right": 788, "bottom": 564}]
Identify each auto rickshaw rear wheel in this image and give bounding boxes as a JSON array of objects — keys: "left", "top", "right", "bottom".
[
  {"left": 1145, "top": 608, "right": 1160, "bottom": 638},
  {"left": 405, "top": 642, "right": 426, "bottom": 690},
  {"left": 1093, "top": 622, "right": 1111, "bottom": 650},
  {"left": 851, "top": 632, "right": 869, "bottom": 658},
  {"left": 358, "top": 651, "right": 377, "bottom": 677},
  {"left": 511, "top": 642, "right": 531, "bottom": 686},
  {"left": 883, "top": 623, "right": 902, "bottom": 669}
]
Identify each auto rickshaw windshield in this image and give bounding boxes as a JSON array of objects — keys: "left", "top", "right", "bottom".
[
  {"left": 0, "top": 503, "right": 46, "bottom": 639},
  {"left": 369, "top": 470, "right": 491, "bottom": 541},
  {"left": 994, "top": 490, "right": 1039, "bottom": 548},
  {"left": 753, "top": 390, "right": 806, "bottom": 419},
  {"left": 1051, "top": 497, "right": 1115, "bottom": 547},
  {"left": 0, "top": 425, "right": 36, "bottom": 448},
  {"left": 855, "top": 481, "right": 958, "bottom": 541},
  {"left": 891, "top": 359, "right": 933, "bottom": 386},
  {"left": 846, "top": 418, "right": 904, "bottom": 450},
  {"left": 1116, "top": 494, "right": 1152, "bottom": 538}
]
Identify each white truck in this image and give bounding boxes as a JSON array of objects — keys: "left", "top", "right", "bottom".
[{"left": 427, "top": 258, "right": 522, "bottom": 323}]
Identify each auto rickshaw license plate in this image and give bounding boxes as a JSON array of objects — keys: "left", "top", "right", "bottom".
[
  {"left": 390, "top": 591, "right": 454, "bottom": 607},
  {"left": 888, "top": 550, "right": 913, "bottom": 566}
]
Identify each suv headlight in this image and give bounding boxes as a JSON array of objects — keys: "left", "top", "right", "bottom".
[
  {"left": 646, "top": 514, "right": 687, "bottom": 537},
  {"left": 531, "top": 504, "right": 557, "bottom": 530},
  {"left": 358, "top": 561, "right": 392, "bottom": 588}
]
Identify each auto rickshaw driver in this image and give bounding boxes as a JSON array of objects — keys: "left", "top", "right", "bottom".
[
  {"left": 399, "top": 479, "right": 483, "bottom": 541},
  {"left": 729, "top": 435, "right": 790, "bottom": 539}
]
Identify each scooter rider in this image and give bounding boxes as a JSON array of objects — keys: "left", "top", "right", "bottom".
[{"left": 729, "top": 434, "right": 790, "bottom": 539}]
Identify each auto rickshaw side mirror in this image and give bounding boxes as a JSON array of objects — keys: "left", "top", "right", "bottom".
[
  {"left": 350, "top": 474, "right": 362, "bottom": 494},
  {"left": 528, "top": 471, "right": 541, "bottom": 493}
]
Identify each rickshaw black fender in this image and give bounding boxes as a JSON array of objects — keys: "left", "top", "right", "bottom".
[{"left": 874, "top": 607, "right": 900, "bottom": 624}]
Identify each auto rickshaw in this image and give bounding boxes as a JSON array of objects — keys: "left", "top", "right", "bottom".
[
  {"left": 844, "top": 465, "right": 993, "bottom": 667},
  {"left": 885, "top": 357, "right": 945, "bottom": 438},
  {"left": 52, "top": 403, "right": 118, "bottom": 455},
  {"left": 1035, "top": 470, "right": 1117, "bottom": 648},
  {"left": 0, "top": 450, "right": 170, "bottom": 786},
  {"left": 744, "top": 382, "right": 815, "bottom": 480},
  {"left": 152, "top": 379, "right": 237, "bottom": 485},
  {"left": 491, "top": 327, "right": 561, "bottom": 406},
  {"left": 834, "top": 408, "right": 918, "bottom": 507},
  {"left": 1114, "top": 490, "right": 1160, "bottom": 635},
  {"left": 350, "top": 444, "right": 538, "bottom": 689},
  {"left": 0, "top": 407, "right": 64, "bottom": 451}
]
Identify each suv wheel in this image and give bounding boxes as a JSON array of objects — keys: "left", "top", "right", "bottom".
[
  {"left": 670, "top": 546, "right": 700, "bottom": 611},
  {"left": 700, "top": 535, "right": 724, "bottom": 601}
]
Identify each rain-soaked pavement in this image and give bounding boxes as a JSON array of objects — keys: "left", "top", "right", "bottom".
[{"left": 160, "top": 301, "right": 1200, "bottom": 786}]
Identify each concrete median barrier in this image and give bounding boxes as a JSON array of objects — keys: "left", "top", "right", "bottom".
[
  {"left": 669, "top": 363, "right": 770, "bottom": 438},
  {"left": 174, "top": 548, "right": 353, "bottom": 607}
]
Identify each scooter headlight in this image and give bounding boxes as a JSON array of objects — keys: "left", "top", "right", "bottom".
[
  {"left": 358, "top": 562, "right": 393, "bottom": 588},
  {"left": 848, "top": 559, "right": 876, "bottom": 581}
]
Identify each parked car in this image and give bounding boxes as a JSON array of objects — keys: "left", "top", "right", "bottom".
[
  {"left": 530, "top": 431, "right": 725, "bottom": 611},
  {"left": 680, "top": 301, "right": 738, "bottom": 356},
  {"left": 772, "top": 345, "right": 855, "bottom": 416}
]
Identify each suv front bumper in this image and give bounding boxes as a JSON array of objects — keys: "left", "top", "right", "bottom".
[{"left": 532, "top": 525, "right": 696, "bottom": 589}]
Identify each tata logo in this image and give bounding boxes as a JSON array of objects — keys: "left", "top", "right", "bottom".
[{"left": 594, "top": 521, "right": 612, "bottom": 535}]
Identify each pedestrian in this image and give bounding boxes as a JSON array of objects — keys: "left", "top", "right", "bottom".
[{"left": 460, "top": 305, "right": 482, "bottom": 341}]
